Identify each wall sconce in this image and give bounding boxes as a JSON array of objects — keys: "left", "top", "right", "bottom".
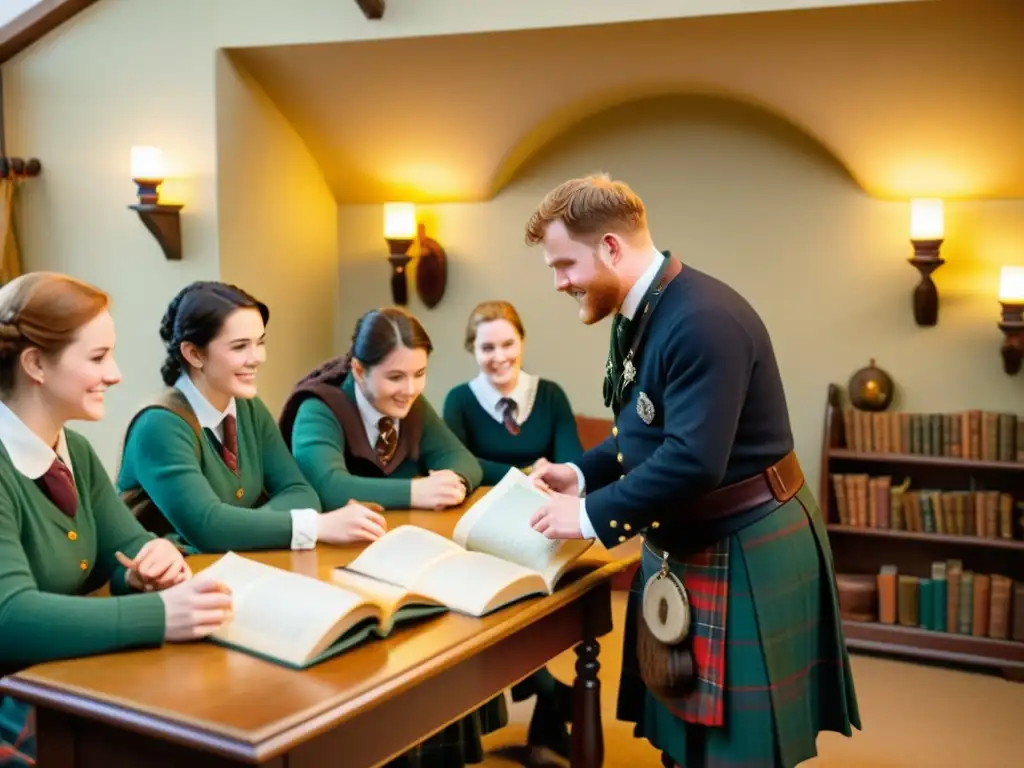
[
  {"left": 383, "top": 203, "right": 447, "bottom": 308},
  {"left": 997, "top": 266, "right": 1024, "bottom": 375},
  {"left": 907, "top": 198, "right": 945, "bottom": 327},
  {"left": 128, "top": 146, "right": 184, "bottom": 261}
]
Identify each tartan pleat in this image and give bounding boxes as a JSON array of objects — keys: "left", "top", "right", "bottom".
[
  {"left": 0, "top": 698, "right": 35, "bottom": 767},
  {"left": 619, "top": 487, "right": 860, "bottom": 767},
  {"left": 383, "top": 693, "right": 508, "bottom": 768}
]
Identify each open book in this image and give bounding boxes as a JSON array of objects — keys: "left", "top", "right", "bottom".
[
  {"left": 338, "top": 468, "right": 594, "bottom": 617},
  {"left": 197, "top": 551, "right": 445, "bottom": 669}
]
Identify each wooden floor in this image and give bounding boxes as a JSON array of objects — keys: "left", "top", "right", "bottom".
[{"left": 482, "top": 592, "right": 1024, "bottom": 767}]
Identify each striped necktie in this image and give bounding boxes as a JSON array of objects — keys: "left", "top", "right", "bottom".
[
  {"left": 498, "top": 397, "right": 520, "bottom": 436},
  {"left": 376, "top": 417, "right": 398, "bottom": 464},
  {"left": 221, "top": 414, "right": 239, "bottom": 474}
]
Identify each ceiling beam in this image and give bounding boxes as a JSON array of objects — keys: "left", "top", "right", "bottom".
[
  {"left": 0, "top": 0, "right": 99, "bottom": 65},
  {"left": 354, "top": 0, "right": 385, "bottom": 20}
]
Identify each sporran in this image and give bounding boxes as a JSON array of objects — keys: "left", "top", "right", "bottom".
[{"left": 636, "top": 548, "right": 698, "bottom": 699}]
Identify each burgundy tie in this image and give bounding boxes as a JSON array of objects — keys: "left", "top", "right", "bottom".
[
  {"left": 221, "top": 414, "right": 239, "bottom": 474},
  {"left": 498, "top": 397, "right": 520, "bottom": 436},
  {"left": 376, "top": 417, "right": 398, "bottom": 465},
  {"left": 36, "top": 457, "right": 78, "bottom": 518}
]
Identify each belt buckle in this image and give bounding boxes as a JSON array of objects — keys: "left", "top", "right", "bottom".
[{"left": 766, "top": 464, "right": 786, "bottom": 499}]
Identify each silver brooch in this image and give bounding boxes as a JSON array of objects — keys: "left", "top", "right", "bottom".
[
  {"left": 637, "top": 392, "right": 655, "bottom": 425},
  {"left": 622, "top": 357, "right": 636, "bottom": 386}
]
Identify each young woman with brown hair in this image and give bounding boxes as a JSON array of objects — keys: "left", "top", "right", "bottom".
[{"left": 0, "top": 273, "right": 233, "bottom": 767}]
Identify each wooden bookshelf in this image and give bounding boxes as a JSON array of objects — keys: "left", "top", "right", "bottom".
[
  {"left": 820, "top": 384, "right": 1024, "bottom": 680},
  {"left": 843, "top": 620, "right": 1024, "bottom": 679}
]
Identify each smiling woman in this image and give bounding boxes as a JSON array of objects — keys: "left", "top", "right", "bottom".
[
  {"left": 0, "top": 272, "right": 229, "bottom": 768},
  {"left": 116, "top": 281, "right": 386, "bottom": 556},
  {"left": 278, "top": 306, "right": 504, "bottom": 768}
]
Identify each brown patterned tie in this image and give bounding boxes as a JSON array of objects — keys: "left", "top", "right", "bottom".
[
  {"left": 221, "top": 414, "right": 239, "bottom": 474},
  {"left": 376, "top": 417, "right": 398, "bottom": 465},
  {"left": 36, "top": 457, "right": 78, "bottom": 518},
  {"left": 498, "top": 397, "right": 520, "bottom": 436}
]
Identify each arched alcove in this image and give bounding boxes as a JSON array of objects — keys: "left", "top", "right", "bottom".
[{"left": 490, "top": 89, "right": 860, "bottom": 196}]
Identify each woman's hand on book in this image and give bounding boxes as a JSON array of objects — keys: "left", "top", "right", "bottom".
[
  {"left": 411, "top": 470, "right": 467, "bottom": 510},
  {"left": 117, "top": 538, "right": 191, "bottom": 592},
  {"left": 528, "top": 459, "right": 579, "bottom": 496},
  {"left": 159, "top": 578, "right": 233, "bottom": 641},
  {"left": 318, "top": 502, "right": 388, "bottom": 544}
]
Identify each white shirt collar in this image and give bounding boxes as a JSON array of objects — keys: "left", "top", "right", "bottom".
[
  {"left": 354, "top": 380, "right": 399, "bottom": 443},
  {"left": 0, "top": 400, "right": 74, "bottom": 479},
  {"left": 468, "top": 370, "right": 538, "bottom": 423},
  {"left": 174, "top": 374, "right": 237, "bottom": 432},
  {"left": 619, "top": 248, "right": 666, "bottom": 320}
]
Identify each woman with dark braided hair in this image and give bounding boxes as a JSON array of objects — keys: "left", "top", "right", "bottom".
[
  {"left": 116, "top": 281, "right": 386, "bottom": 554},
  {"left": 280, "top": 306, "right": 483, "bottom": 512}
]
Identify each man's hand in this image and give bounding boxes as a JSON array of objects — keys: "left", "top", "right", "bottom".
[
  {"left": 529, "top": 491, "right": 584, "bottom": 539},
  {"left": 527, "top": 458, "right": 580, "bottom": 496}
]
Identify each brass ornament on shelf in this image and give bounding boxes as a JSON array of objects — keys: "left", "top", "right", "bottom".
[{"left": 847, "top": 359, "right": 894, "bottom": 412}]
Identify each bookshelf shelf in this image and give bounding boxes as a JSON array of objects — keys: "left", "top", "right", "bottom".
[
  {"left": 826, "top": 524, "right": 1024, "bottom": 552},
  {"left": 842, "top": 620, "right": 1024, "bottom": 672},
  {"left": 828, "top": 448, "right": 1023, "bottom": 472},
  {"left": 819, "top": 384, "right": 1024, "bottom": 681}
]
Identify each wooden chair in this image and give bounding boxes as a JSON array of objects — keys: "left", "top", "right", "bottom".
[{"left": 574, "top": 414, "right": 640, "bottom": 591}]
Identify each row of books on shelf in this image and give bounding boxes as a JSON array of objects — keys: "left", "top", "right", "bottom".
[
  {"left": 841, "top": 407, "right": 1022, "bottom": 463},
  {"left": 874, "top": 560, "right": 1022, "bottom": 641},
  {"left": 830, "top": 473, "right": 1018, "bottom": 539}
]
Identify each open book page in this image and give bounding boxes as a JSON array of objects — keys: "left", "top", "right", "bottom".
[
  {"left": 453, "top": 468, "right": 594, "bottom": 591},
  {"left": 341, "top": 525, "right": 548, "bottom": 617},
  {"left": 414, "top": 550, "right": 548, "bottom": 616},
  {"left": 199, "top": 551, "right": 381, "bottom": 668},
  {"left": 345, "top": 525, "right": 465, "bottom": 587},
  {"left": 331, "top": 568, "right": 445, "bottom": 632}
]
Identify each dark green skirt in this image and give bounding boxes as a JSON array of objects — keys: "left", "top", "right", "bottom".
[
  {"left": 384, "top": 693, "right": 508, "bottom": 768},
  {"left": 619, "top": 486, "right": 861, "bottom": 767},
  {"left": 0, "top": 697, "right": 34, "bottom": 767}
]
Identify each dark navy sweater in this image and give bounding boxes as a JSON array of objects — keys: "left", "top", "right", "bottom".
[{"left": 577, "top": 261, "right": 794, "bottom": 551}]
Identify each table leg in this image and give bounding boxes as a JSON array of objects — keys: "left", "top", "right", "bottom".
[{"left": 570, "top": 638, "right": 603, "bottom": 768}]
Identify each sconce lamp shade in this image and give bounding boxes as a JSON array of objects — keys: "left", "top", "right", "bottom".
[
  {"left": 380, "top": 203, "right": 448, "bottom": 309},
  {"left": 997, "top": 267, "right": 1024, "bottom": 376},
  {"left": 999, "top": 267, "right": 1024, "bottom": 304},
  {"left": 130, "top": 146, "right": 164, "bottom": 182},
  {"left": 384, "top": 203, "right": 417, "bottom": 240},
  {"left": 910, "top": 199, "right": 944, "bottom": 240},
  {"left": 128, "top": 145, "right": 183, "bottom": 260},
  {"left": 906, "top": 198, "right": 945, "bottom": 327}
]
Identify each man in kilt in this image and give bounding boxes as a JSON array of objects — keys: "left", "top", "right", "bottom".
[{"left": 525, "top": 174, "right": 861, "bottom": 767}]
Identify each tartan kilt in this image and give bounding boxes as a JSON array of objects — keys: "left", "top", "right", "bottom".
[
  {"left": 384, "top": 693, "right": 508, "bottom": 768},
  {"left": 0, "top": 698, "right": 34, "bottom": 767},
  {"left": 618, "top": 485, "right": 861, "bottom": 767}
]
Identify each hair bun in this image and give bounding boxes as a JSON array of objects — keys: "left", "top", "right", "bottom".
[{"left": 0, "top": 321, "right": 24, "bottom": 361}]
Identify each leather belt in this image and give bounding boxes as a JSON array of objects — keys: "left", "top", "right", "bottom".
[
  {"left": 678, "top": 450, "right": 804, "bottom": 525},
  {"left": 691, "top": 450, "right": 804, "bottom": 521}
]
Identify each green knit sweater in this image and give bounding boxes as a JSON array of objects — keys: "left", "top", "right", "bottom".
[
  {"left": 0, "top": 430, "right": 166, "bottom": 667},
  {"left": 117, "top": 395, "right": 322, "bottom": 554},
  {"left": 290, "top": 376, "right": 483, "bottom": 510},
  {"left": 442, "top": 379, "right": 583, "bottom": 485}
]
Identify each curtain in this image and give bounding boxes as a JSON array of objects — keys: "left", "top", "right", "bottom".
[{"left": 0, "top": 177, "right": 22, "bottom": 285}]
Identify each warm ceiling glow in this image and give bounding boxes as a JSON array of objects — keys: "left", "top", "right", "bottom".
[
  {"left": 909, "top": 198, "right": 944, "bottom": 240},
  {"left": 384, "top": 203, "right": 417, "bottom": 239},
  {"left": 999, "top": 267, "right": 1024, "bottom": 304},
  {"left": 130, "top": 146, "right": 164, "bottom": 181}
]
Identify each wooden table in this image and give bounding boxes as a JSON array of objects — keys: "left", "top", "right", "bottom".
[{"left": 1, "top": 492, "right": 638, "bottom": 767}]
